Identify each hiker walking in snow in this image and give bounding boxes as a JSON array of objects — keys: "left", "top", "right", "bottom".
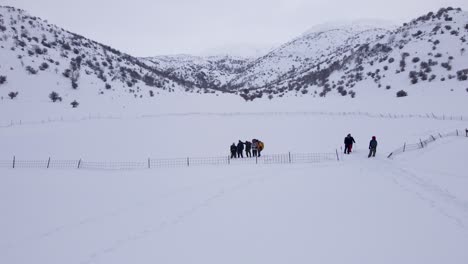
[
  {"left": 244, "top": 140, "right": 252, "bottom": 157},
  {"left": 230, "top": 143, "right": 237, "bottom": 159},
  {"left": 344, "top": 134, "right": 356, "bottom": 154},
  {"left": 252, "top": 139, "right": 258, "bottom": 157},
  {"left": 368, "top": 136, "right": 378, "bottom": 158},
  {"left": 237, "top": 140, "right": 245, "bottom": 158}
]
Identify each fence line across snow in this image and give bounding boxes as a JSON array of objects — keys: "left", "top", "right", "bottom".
[
  {"left": 387, "top": 129, "right": 468, "bottom": 159},
  {"left": 0, "top": 152, "right": 339, "bottom": 170},
  {"left": 1, "top": 111, "right": 467, "bottom": 129}
]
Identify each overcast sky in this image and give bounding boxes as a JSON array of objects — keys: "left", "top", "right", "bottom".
[{"left": 1, "top": 0, "right": 467, "bottom": 57}]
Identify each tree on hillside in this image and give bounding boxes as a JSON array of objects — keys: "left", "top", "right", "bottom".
[
  {"left": 8, "top": 91, "right": 18, "bottom": 99},
  {"left": 70, "top": 100, "right": 79, "bottom": 108},
  {"left": 396, "top": 90, "right": 408, "bottom": 97},
  {"left": 49, "top": 91, "right": 62, "bottom": 102}
]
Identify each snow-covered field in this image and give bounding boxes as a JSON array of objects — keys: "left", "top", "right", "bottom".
[
  {"left": 1, "top": 136, "right": 467, "bottom": 264},
  {"left": 1, "top": 95, "right": 468, "bottom": 263}
]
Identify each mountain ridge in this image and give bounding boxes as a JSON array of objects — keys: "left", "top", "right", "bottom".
[{"left": 0, "top": 6, "right": 467, "bottom": 104}]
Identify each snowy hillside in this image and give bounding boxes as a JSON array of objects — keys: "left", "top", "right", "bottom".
[
  {"left": 238, "top": 7, "right": 468, "bottom": 100},
  {"left": 143, "top": 55, "right": 251, "bottom": 91},
  {"left": 0, "top": 6, "right": 199, "bottom": 106}
]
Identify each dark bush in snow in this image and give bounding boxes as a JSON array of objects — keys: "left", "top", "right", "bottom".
[
  {"left": 61, "top": 42, "right": 71, "bottom": 50},
  {"left": 25, "top": 66, "right": 37, "bottom": 74},
  {"left": 70, "top": 100, "right": 79, "bottom": 108},
  {"left": 0, "top": 75, "right": 6, "bottom": 85},
  {"left": 457, "top": 69, "right": 468, "bottom": 81},
  {"left": 412, "top": 57, "right": 420, "bottom": 63},
  {"left": 49, "top": 91, "right": 62, "bottom": 102},
  {"left": 412, "top": 30, "right": 423, "bottom": 37},
  {"left": 388, "top": 58, "right": 395, "bottom": 63},
  {"left": 8, "top": 91, "right": 18, "bottom": 99},
  {"left": 105, "top": 83, "right": 111, "bottom": 89},
  {"left": 62, "top": 69, "right": 71, "bottom": 78},
  {"left": 39, "top": 62, "right": 49, "bottom": 71},
  {"left": 441, "top": 62, "right": 452, "bottom": 71},
  {"left": 396, "top": 90, "right": 408, "bottom": 97}
]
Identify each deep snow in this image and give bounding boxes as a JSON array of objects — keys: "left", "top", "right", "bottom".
[{"left": 1, "top": 136, "right": 467, "bottom": 264}]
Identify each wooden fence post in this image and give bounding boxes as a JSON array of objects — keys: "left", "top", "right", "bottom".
[
  {"left": 187, "top": 157, "right": 190, "bottom": 167},
  {"left": 13, "top": 156, "right": 15, "bottom": 168},
  {"left": 289, "top": 152, "right": 292, "bottom": 163},
  {"left": 148, "top": 158, "right": 150, "bottom": 169},
  {"left": 403, "top": 143, "right": 406, "bottom": 152},
  {"left": 456, "top": 129, "right": 458, "bottom": 136},
  {"left": 228, "top": 156, "right": 230, "bottom": 165},
  {"left": 335, "top": 149, "right": 339, "bottom": 161},
  {"left": 77, "top": 159, "right": 81, "bottom": 169},
  {"left": 420, "top": 139, "right": 424, "bottom": 148},
  {"left": 47, "top": 157, "right": 51, "bottom": 169}
]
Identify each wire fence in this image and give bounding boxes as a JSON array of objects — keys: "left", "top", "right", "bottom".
[
  {"left": 0, "top": 152, "right": 339, "bottom": 170},
  {"left": 1, "top": 111, "right": 467, "bottom": 129},
  {"left": 387, "top": 129, "right": 468, "bottom": 159}
]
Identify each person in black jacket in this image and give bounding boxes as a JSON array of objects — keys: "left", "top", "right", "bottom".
[
  {"left": 368, "top": 136, "right": 378, "bottom": 158},
  {"left": 244, "top": 141, "right": 252, "bottom": 157},
  {"left": 230, "top": 143, "right": 237, "bottom": 159},
  {"left": 344, "top": 134, "right": 356, "bottom": 154},
  {"left": 237, "top": 140, "right": 245, "bottom": 158}
]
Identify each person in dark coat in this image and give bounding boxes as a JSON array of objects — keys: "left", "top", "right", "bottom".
[
  {"left": 230, "top": 143, "right": 237, "bottom": 159},
  {"left": 244, "top": 141, "right": 252, "bottom": 157},
  {"left": 237, "top": 140, "right": 245, "bottom": 158},
  {"left": 344, "top": 134, "right": 356, "bottom": 154},
  {"left": 368, "top": 136, "right": 378, "bottom": 158}
]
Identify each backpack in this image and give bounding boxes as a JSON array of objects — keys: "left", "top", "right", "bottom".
[{"left": 258, "top": 141, "right": 264, "bottom": 151}]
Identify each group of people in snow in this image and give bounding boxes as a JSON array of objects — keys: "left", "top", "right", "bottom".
[
  {"left": 344, "top": 134, "right": 378, "bottom": 158},
  {"left": 230, "top": 139, "right": 264, "bottom": 159}
]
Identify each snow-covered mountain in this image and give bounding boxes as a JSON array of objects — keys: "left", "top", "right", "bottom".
[
  {"left": 145, "top": 7, "right": 468, "bottom": 100},
  {"left": 0, "top": 6, "right": 467, "bottom": 104}
]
